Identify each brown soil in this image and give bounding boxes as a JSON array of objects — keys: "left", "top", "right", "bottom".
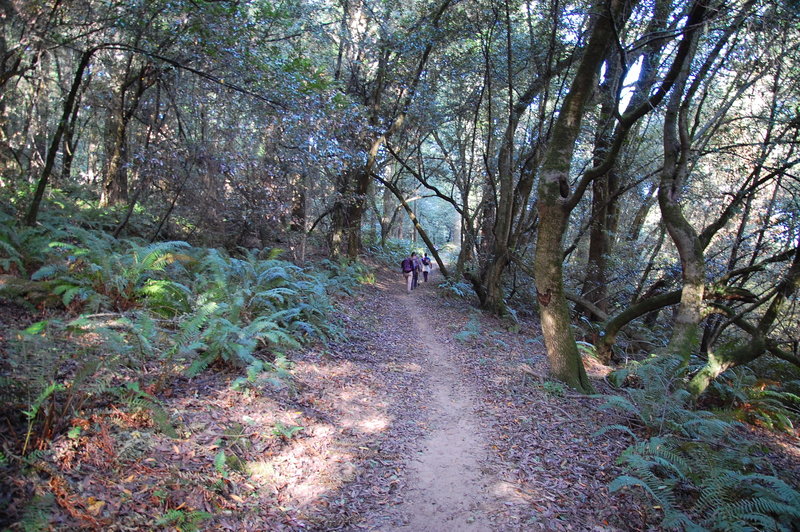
[
  {"left": 2, "top": 266, "right": 799, "bottom": 531},
  {"left": 354, "top": 267, "right": 643, "bottom": 531},
  {"left": 392, "top": 283, "right": 521, "bottom": 530}
]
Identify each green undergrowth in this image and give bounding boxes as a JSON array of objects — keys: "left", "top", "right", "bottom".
[
  {"left": 598, "top": 356, "right": 800, "bottom": 530},
  {"left": 365, "top": 237, "right": 409, "bottom": 267},
  {"left": 0, "top": 214, "right": 369, "bottom": 456}
]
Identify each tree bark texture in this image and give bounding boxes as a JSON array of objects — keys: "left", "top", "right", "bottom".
[
  {"left": 656, "top": 2, "right": 705, "bottom": 361},
  {"left": 101, "top": 61, "right": 153, "bottom": 207},
  {"left": 533, "top": 0, "right": 627, "bottom": 392}
]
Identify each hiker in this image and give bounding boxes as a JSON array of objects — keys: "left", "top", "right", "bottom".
[
  {"left": 401, "top": 252, "right": 416, "bottom": 293},
  {"left": 421, "top": 252, "right": 432, "bottom": 282},
  {"left": 412, "top": 252, "right": 423, "bottom": 289}
]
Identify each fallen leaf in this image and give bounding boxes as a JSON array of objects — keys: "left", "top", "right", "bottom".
[{"left": 87, "top": 499, "right": 105, "bottom": 516}]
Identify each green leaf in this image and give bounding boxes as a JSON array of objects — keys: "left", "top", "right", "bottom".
[{"left": 214, "top": 450, "right": 227, "bottom": 475}]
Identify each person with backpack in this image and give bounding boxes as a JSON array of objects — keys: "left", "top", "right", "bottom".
[
  {"left": 411, "top": 252, "right": 422, "bottom": 289},
  {"left": 421, "top": 252, "right": 432, "bottom": 282},
  {"left": 400, "top": 252, "right": 416, "bottom": 293}
]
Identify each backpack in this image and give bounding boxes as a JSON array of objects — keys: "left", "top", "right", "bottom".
[
  {"left": 401, "top": 258, "right": 413, "bottom": 272},
  {"left": 422, "top": 257, "right": 431, "bottom": 266}
]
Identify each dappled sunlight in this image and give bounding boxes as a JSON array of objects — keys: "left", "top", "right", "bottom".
[
  {"left": 257, "top": 339, "right": 407, "bottom": 519},
  {"left": 358, "top": 415, "right": 390, "bottom": 433},
  {"left": 250, "top": 430, "right": 357, "bottom": 509},
  {"left": 373, "top": 277, "right": 394, "bottom": 292},
  {"left": 491, "top": 479, "right": 533, "bottom": 504},
  {"left": 768, "top": 433, "right": 800, "bottom": 459},
  {"left": 384, "top": 361, "right": 423, "bottom": 373},
  {"left": 100, "top": 366, "right": 396, "bottom": 519},
  {"left": 3, "top": 0, "right": 799, "bottom": 526},
  {"left": 334, "top": 383, "right": 393, "bottom": 434},
  {"left": 582, "top": 354, "right": 614, "bottom": 379}
]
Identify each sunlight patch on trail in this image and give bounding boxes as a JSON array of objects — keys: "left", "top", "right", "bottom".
[{"left": 392, "top": 284, "right": 520, "bottom": 531}]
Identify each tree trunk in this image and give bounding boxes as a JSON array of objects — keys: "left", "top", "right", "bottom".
[
  {"left": 657, "top": 13, "right": 704, "bottom": 361},
  {"left": 25, "top": 47, "right": 96, "bottom": 226},
  {"left": 532, "top": 0, "right": 627, "bottom": 392},
  {"left": 536, "top": 202, "right": 594, "bottom": 391},
  {"left": 688, "top": 240, "right": 800, "bottom": 396},
  {"left": 380, "top": 170, "right": 398, "bottom": 246},
  {"left": 581, "top": 54, "right": 623, "bottom": 316},
  {"left": 331, "top": 0, "right": 453, "bottom": 260},
  {"left": 627, "top": 183, "right": 658, "bottom": 242},
  {"left": 659, "top": 195, "right": 705, "bottom": 359},
  {"left": 466, "top": 251, "right": 510, "bottom": 315},
  {"left": 289, "top": 170, "right": 306, "bottom": 233},
  {"left": 102, "top": 107, "right": 130, "bottom": 206},
  {"left": 60, "top": 71, "right": 90, "bottom": 183},
  {"left": 101, "top": 62, "right": 152, "bottom": 207}
]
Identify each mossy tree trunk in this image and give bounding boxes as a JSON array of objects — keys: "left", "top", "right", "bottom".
[
  {"left": 101, "top": 59, "right": 154, "bottom": 207},
  {"left": 581, "top": 58, "right": 622, "bottom": 316},
  {"left": 533, "top": 0, "right": 627, "bottom": 393},
  {"left": 532, "top": 0, "right": 710, "bottom": 391},
  {"left": 536, "top": 201, "right": 594, "bottom": 391},
  {"left": 689, "top": 241, "right": 800, "bottom": 396},
  {"left": 655, "top": 0, "right": 711, "bottom": 362}
]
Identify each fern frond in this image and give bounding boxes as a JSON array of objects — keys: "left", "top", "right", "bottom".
[
  {"left": 186, "top": 353, "right": 215, "bottom": 378},
  {"left": 31, "top": 264, "right": 65, "bottom": 280},
  {"left": 597, "top": 394, "right": 641, "bottom": 415},
  {"left": 593, "top": 424, "right": 638, "bottom": 439},
  {"left": 609, "top": 474, "right": 656, "bottom": 496}
]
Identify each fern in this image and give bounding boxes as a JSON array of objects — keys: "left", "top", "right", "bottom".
[
  {"left": 700, "top": 472, "right": 800, "bottom": 530},
  {"left": 610, "top": 438, "right": 699, "bottom": 530},
  {"left": 599, "top": 357, "right": 800, "bottom": 529},
  {"left": 272, "top": 421, "right": 304, "bottom": 439},
  {"left": 15, "top": 224, "right": 341, "bottom": 389},
  {"left": 154, "top": 508, "right": 212, "bottom": 531},
  {"left": 138, "top": 279, "right": 192, "bottom": 317},
  {"left": 112, "top": 382, "right": 179, "bottom": 438},
  {"left": 123, "top": 312, "right": 158, "bottom": 361},
  {"left": 439, "top": 278, "right": 475, "bottom": 299},
  {"left": 173, "top": 249, "right": 340, "bottom": 378},
  {"left": 186, "top": 354, "right": 215, "bottom": 378},
  {"left": 0, "top": 236, "right": 24, "bottom": 273},
  {"left": 365, "top": 238, "right": 411, "bottom": 267},
  {"left": 313, "top": 258, "right": 374, "bottom": 293},
  {"left": 707, "top": 366, "right": 799, "bottom": 432},
  {"left": 576, "top": 340, "right": 598, "bottom": 359},
  {"left": 592, "top": 424, "right": 638, "bottom": 439},
  {"left": 18, "top": 492, "right": 55, "bottom": 532},
  {"left": 8, "top": 313, "right": 155, "bottom": 451},
  {"left": 454, "top": 314, "right": 481, "bottom": 342},
  {"left": 30, "top": 263, "right": 66, "bottom": 281}
]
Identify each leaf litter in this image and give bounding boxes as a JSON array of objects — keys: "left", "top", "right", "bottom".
[{"left": 2, "top": 265, "right": 799, "bottom": 530}]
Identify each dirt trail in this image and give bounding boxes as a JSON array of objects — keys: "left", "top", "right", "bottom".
[{"left": 392, "top": 279, "right": 507, "bottom": 531}]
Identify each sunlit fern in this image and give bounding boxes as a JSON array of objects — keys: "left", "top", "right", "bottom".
[
  {"left": 707, "top": 366, "right": 799, "bottom": 432},
  {"left": 599, "top": 357, "right": 800, "bottom": 529}
]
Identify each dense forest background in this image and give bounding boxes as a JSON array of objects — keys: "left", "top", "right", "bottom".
[{"left": 2, "top": 0, "right": 800, "bottom": 529}]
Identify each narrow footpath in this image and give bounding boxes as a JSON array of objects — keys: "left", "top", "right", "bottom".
[
  {"left": 394, "top": 283, "right": 498, "bottom": 530},
  {"left": 294, "top": 265, "right": 665, "bottom": 529},
  {"left": 360, "top": 268, "right": 518, "bottom": 531}
]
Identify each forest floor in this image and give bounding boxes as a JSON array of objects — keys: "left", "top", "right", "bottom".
[{"left": 2, "top": 264, "right": 800, "bottom": 530}]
